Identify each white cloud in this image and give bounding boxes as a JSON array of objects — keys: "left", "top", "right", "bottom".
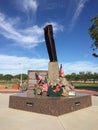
[
  {"left": 69, "top": 0, "right": 89, "bottom": 31},
  {"left": 22, "top": 0, "right": 38, "bottom": 12},
  {"left": 17, "top": 0, "right": 39, "bottom": 13},
  {"left": 0, "top": 12, "right": 63, "bottom": 48},
  {"left": 15, "top": 0, "right": 39, "bottom": 24},
  {"left": 62, "top": 61, "right": 98, "bottom": 74},
  {"left": 0, "top": 55, "right": 97, "bottom": 75},
  {"left": 0, "top": 55, "right": 48, "bottom": 74},
  {"left": 0, "top": 12, "right": 43, "bottom": 48}
]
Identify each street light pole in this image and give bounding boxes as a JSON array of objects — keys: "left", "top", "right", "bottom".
[
  {"left": 19, "top": 63, "right": 22, "bottom": 86},
  {"left": 20, "top": 70, "right": 22, "bottom": 86}
]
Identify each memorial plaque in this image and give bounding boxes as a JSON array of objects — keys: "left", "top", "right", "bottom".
[{"left": 27, "top": 70, "right": 48, "bottom": 97}]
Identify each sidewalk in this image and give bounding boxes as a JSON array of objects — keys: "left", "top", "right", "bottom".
[
  {"left": 0, "top": 93, "right": 98, "bottom": 130},
  {"left": 0, "top": 89, "right": 20, "bottom": 93}
]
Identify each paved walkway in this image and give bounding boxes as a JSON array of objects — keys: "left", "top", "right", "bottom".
[{"left": 0, "top": 93, "right": 98, "bottom": 130}]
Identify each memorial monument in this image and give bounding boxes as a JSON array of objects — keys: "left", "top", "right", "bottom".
[{"left": 9, "top": 24, "right": 92, "bottom": 116}]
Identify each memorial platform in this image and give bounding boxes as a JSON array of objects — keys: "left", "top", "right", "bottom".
[{"left": 9, "top": 92, "right": 91, "bottom": 116}]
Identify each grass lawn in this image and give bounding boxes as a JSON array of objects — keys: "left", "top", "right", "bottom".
[
  {"left": 73, "top": 83, "right": 98, "bottom": 87},
  {"left": 73, "top": 82, "right": 98, "bottom": 91}
]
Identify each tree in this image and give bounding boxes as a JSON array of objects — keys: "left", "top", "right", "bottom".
[
  {"left": 79, "top": 72, "right": 85, "bottom": 81},
  {"left": 92, "top": 72, "right": 98, "bottom": 83},
  {"left": 3, "top": 74, "right": 13, "bottom": 81},
  {"left": 14, "top": 74, "right": 28, "bottom": 80},
  {"left": 0, "top": 74, "right": 4, "bottom": 80},
  {"left": 89, "top": 15, "right": 98, "bottom": 57}
]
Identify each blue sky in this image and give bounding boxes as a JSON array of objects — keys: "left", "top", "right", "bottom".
[{"left": 0, "top": 0, "right": 98, "bottom": 75}]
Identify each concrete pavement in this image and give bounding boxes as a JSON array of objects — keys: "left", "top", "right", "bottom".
[{"left": 0, "top": 93, "right": 98, "bottom": 130}]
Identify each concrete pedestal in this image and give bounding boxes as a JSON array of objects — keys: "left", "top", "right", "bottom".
[{"left": 48, "top": 62, "right": 59, "bottom": 83}]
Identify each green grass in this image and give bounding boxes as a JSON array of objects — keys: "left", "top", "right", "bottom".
[
  {"left": 0, "top": 81, "right": 18, "bottom": 84},
  {"left": 73, "top": 83, "right": 98, "bottom": 87}
]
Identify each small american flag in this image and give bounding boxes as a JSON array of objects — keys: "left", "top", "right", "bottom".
[{"left": 59, "top": 64, "right": 64, "bottom": 77}]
